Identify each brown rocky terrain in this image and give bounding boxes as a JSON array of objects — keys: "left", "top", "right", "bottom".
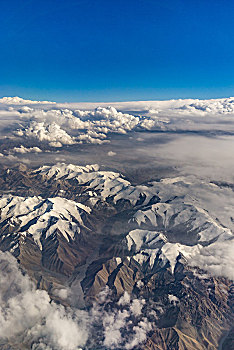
[{"left": 0, "top": 163, "right": 233, "bottom": 349}]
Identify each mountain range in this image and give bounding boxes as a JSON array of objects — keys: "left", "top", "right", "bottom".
[{"left": 0, "top": 162, "right": 233, "bottom": 349}]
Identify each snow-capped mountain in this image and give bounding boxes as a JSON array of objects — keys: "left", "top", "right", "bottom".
[
  {"left": 0, "top": 195, "right": 90, "bottom": 250},
  {"left": 3, "top": 163, "right": 229, "bottom": 281},
  {"left": 0, "top": 162, "right": 233, "bottom": 349}
]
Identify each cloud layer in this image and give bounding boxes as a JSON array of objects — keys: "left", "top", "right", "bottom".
[{"left": 2, "top": 96, "right": 234, "bottom": 151}]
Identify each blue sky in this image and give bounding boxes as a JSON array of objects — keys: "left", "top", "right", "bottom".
[{"left": 0, "top": 0, "right": 234, "bottom": 102}]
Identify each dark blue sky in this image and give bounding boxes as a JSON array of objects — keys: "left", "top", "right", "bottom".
[{"left": 0, "top": 0, "right": 234, "bottom": 102}]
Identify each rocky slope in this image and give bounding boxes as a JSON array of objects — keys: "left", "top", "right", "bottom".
[{"left": 0, "top": 163, "right": 233, "bottom": 349}]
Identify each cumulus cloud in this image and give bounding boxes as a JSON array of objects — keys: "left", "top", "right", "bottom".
[
  {"left": 107, "top": 151, "right": 116, "bottom": 156},
  {"left": 185, "top": 240, "right": 234, "bottom": 280},
  {"left": 0, "top": 251, "right": 88, "bottom": 350},
  {"left": 2, "top": 96, "right": 234, "bottom": 179},
  {"left": 2, "top": 96, "right": 234, "bottom": 150},
  {"left": 0, "top": 96, "right": 55, "bottom": 104},
  {"left": 90, "top": 289, "right": 153, "bottom": 350},
  {"left": 11, "top": 145, "right": 42, "bottom": 154},
  {"left": 1, "top": 104, "right": 152, "bottom": 146},
  {"left": 9, "top": 105, "right": 140, "bottom": 146},
  {"left": 0, "top": 252, "right": 153, "bottom": 350},
  {"left": 158, "top": 238, "right": 234, "bottom": 281},
  {"left": 118, "top": 291, "right": 131, "bottom": 306},
  {"left": 15, "top": 121, "right": 75, "bottom": 147}
]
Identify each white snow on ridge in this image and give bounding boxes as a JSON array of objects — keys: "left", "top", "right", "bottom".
[
  {"left": 35, "top": 164, "right": 234, "bottom": 234},
  {"left": 126, "top": 229, "right": 167, "bottom": 252},
  {"left": 125, "top": 228, "right": 234, "bottom": 279},
  {"left": 35, "top": 163, "right": 158, "bottom": 205},
  {"left": 71, "top": 166, "right": 231, "bottom": 279},
  {"left": 132, "top": 201, "right": 233, "bottom": 243},
  {"left": 0, "top": 195, "right": 91, "bottom": 249},
  {"left": 35, "top": 163, "right": 100, "bottom": 180},
  {"left": 1, "top": 160, "right": 234, "bottom": 279}
]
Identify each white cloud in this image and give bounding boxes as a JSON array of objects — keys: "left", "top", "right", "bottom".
[
  {"left": 11, "top": 145, "right": 42, "bottom": 154},
  {"left": 0, "top": 252, "right": 154, "bottom": 350},
  {"left": 0, "top": 96, "right": 55, "bottom": 104},
  {"left": 53, "top": 289, "right": 69, "bottom": 300},
  {"left": 95, "top": 290, "right": 152, "bottom": 350},
  {"left": 49, "top": 141, "right": 63, "bottom": 147},
  {"left": 136, "top": 137, "right": 144, "bottom": 141},
  {"left": 130, "top": 298, "right": 145, "bottom": 317},
  {"left": 184, "top": 240, "right": 234, "bottom": 280},
  {"left": 118, "top": 291, "right": 131, "bottom": 306},
  {"left": 2, "top": 96, "right": 234, "bottom": 150},
  {"left": 107, "top": 151, "right": 116, "bottom": 156},
  {"left": 125, "top": 319, "right": 152, "bottom": 350},
  {"left": 0, "top": 153, "right": 31, "bottom": 164},
  {"left": 17, "top": 121, "right": 75, "bottom": 147},
  {"left": 0, "top": 251, "right": 88, "bottom": 350}
]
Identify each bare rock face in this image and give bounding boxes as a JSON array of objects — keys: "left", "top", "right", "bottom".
[{"left": 0, "top": 163, "right": 233, "bottom": 349}]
